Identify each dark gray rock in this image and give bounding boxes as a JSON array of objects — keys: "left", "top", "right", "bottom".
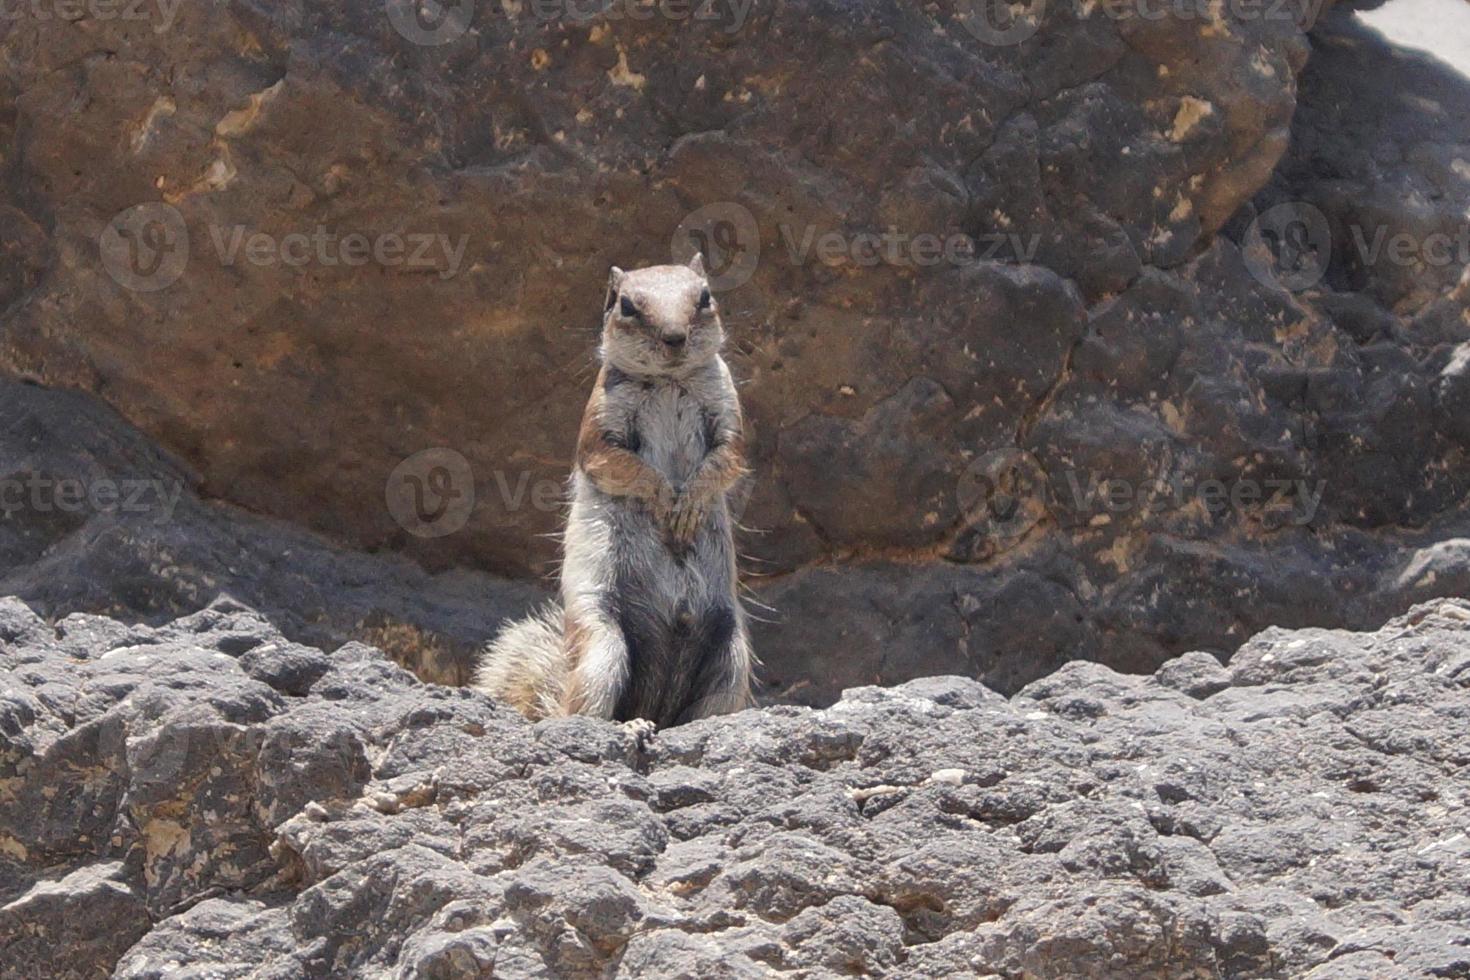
[
  {"left": 111, "top": 898, "right": 304, "bottom": 980},
  {"left": 0, "top": 862, "right": 150, "bottom": 980},
  {"left": 1154, "top": 650, "right": 1234, "bottom": 699},
  {"left": 0, "top": 379, "right": 543, "bottom": 688},
  {"left": 7, "top": 594, "right": 1470, "bottom": 978}
]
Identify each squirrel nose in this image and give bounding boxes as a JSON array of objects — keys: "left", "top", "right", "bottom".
[{"left": 662, "top": 331, "right": 688, "bottom": 348}]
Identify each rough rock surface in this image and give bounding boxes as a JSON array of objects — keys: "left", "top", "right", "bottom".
[
  {"left": 4, "top": 593, "right": 1469, "bottom": 978},
  {"left": 0, "top": 375, "right": 541, "bottom": 686}
]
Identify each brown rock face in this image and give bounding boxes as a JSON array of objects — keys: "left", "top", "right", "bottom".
[
  {"left": 3, "top": 2, "right": 1468, "bottom": 700},
  {"left": 0, "top": 2, "right": 1304, "bottom": 573}
]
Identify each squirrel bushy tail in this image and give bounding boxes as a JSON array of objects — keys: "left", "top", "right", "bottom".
[{"left": 474, "top": 603, "right": 567, "bottom": 720}]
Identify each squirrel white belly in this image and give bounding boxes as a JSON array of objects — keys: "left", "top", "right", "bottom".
[{"left": 474, "top": 256, "right": 754, "bottom": 727}]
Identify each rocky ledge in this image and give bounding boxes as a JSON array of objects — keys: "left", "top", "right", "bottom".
[{"left": 3, "top": 596, "right": 1469, "bottom": 979}]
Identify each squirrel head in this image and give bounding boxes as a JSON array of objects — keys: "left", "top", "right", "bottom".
[{"left": 600, "top": 255, "right": 723, "bottom": 377}]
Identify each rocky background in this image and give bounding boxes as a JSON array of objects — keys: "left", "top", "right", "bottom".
[
  {"left": 0, "top": 0, "right": 1467, "bottom": 703},
  {"left": 4, "top": 1, "right": 1470, "bottom": 974},
  {"left": 4, "top": 594, "right": 1470, "bottom": 978}
]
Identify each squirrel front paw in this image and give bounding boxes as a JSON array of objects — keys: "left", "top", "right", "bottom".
[
  {"left": 667, "top": 490, "right": 708, "bottom": 549},
  {"left": 649, "top": 479, "right": 678, "bottom": 527}
]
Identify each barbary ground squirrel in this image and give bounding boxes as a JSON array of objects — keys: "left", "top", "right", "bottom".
[{"left": 474, "top": 256, "right": 755, "bottom": 727}]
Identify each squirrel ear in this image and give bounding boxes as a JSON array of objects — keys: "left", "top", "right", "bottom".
[
  {"left": 686, "top": 252, "right": 706, "bottom": 278},
  {"left": 603, "top": 266, "right": 624, "bottom": 313}
]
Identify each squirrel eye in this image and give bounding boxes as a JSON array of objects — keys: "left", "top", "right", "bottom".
[
  {"left": 619, "top": 295, "right": 639, "bottom": 318},
  {"left": 697, "top": 287, "right": 712, "bottom": 311}
]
